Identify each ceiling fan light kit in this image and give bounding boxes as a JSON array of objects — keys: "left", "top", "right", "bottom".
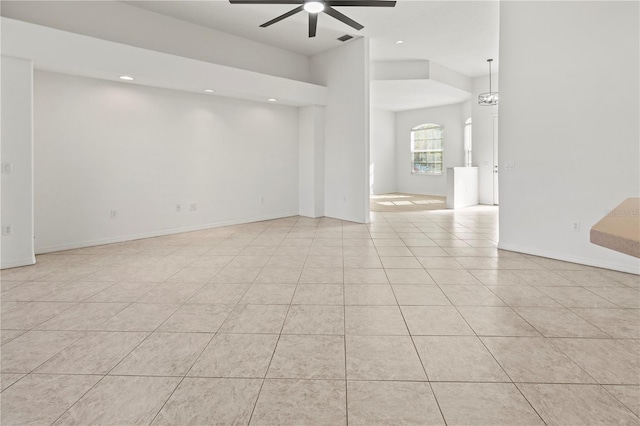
[
  {"left": 229, "top": 0, "right": 397, "bottom": 38},
  {"left": 303, "top": 1, "right": 325, "bottom": 13},
  {"left": 478, "top": 58, "right": 499, "bottom": 106}
]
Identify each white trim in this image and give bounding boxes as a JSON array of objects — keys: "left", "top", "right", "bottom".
[
  {"left": 299, "top": 213, "right": 324, "bottom": 219},
  {"left": 35, "top": 211, "right": 298, "bottom": 255},
  {"left": 498, "top": 242, "right": 640, "bottom": 275},
  {"left": 1, "top": 256, "right": 36, "bottom": 270}
]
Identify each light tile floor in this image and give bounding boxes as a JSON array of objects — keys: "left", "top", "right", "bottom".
[{"left": 1, "top": 206, "right": 639, "bottom": 425}]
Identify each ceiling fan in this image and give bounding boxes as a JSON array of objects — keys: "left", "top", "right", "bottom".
[{"left": 228, "top": 0, "right": 397, "bottom": 38}]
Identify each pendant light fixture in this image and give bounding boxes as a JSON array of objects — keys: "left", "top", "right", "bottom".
[{"left": 478, "top": 59, "right": 498, "bottom": 106}]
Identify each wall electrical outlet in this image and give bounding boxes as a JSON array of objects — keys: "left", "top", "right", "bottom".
[
  {"left": 260, "top": 197, "right": 264, "bottom": 204},
  {"left": 110, "top": 210, "right": 118, "bottom": 219},
  {"left": 572, "top": 221, "right": 580, "bottom": 231},
  {"left": 1, "top": 163, "right": 13, "bottom": 173},
  {"left": 2, "top": 225, "right": 13, "bottom": 236},
  {"left": 189, "top": 203, "right": 197, "bottom": 211},
  {"left": 176, "top": 203, "right": 182, "bottom": 213}
]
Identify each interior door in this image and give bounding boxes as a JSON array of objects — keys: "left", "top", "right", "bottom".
[{"left": 493, "top": 114, "right": 499, "bottom": 205}]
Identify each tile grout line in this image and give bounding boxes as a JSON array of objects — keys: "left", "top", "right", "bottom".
[
  {"left": 46, "top": 223, "right": 276, "bottom": 425},
  {"left": 414, "top": 215, "right": 501, "bottom": 424},
  {"left": 342, "top": 222, "right": 349, "bottom": 426},
  {"left": 141, "top": 230, "right": 261, "bottom": 426},
  {"left": 3, "top": 212, "right": 638, "bottom": 425},
  {"left": 423, "top": 260, "right": 551, "bottom": 425},
  {"left": 15, "top": 370, "right": 640, "bottom": 386},
  {"left": 48, "top": 291, "right": 195, "bottom": 424},
  {"left": 147, "top": 218, "right": 293, "bottom": 425},
  {"left": 373, "top": 219, "right": 450, "bottom": 426},
  {"left": 599, "top": 385, "right": 640, "bottom": 421},
  {"left": 246, "top": 216, "right": 311, "bottom": 425}
]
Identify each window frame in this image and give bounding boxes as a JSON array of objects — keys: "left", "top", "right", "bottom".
[{"left": 410, "top": 123, "right": 444, "bottom": 175}]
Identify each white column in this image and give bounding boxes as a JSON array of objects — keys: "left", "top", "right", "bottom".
[{"left": 298, "top": 105, "right": 325, "bottom": 218}]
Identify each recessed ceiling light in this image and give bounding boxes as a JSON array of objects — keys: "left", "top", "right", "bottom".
[
  {"left": 395, "top": 40, "right": 404, "bottom": 44},
  {"left": 303, "top": 1, "right": 324, "bottom": 13},
  {"left": 119, "top": 75, "right": 134, "bottom": 81},
  {"left": 203, "top": 89, "right": 215, "bottom": 93},
  {"left": 267, "top": 98, "right": 277, "bottom": 102}
]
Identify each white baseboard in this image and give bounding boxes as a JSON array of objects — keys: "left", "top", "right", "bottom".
[
  {"left": 1, "top": 256, "right": 36, "bottom": 270},
  {"left": 498, "top": 242, "right": 640, "bottom": 275},
  {"left": 35, "top": 211, "right": 299, "bottom": 255},
  {"left": 299, "top": 213, "right": 324, "bottom": 219}
]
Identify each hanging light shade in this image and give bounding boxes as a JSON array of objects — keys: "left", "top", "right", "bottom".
[{"left": 478, "top": 59, "right": 498, "bottom": 106}]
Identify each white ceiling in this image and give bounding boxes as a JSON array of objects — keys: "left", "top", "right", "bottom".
[
  {"left": 371, "top": 79, "right": 470, "bottom": 111},
  {"left": 127, "top": 0, "right": 499, "bottom": 77}
]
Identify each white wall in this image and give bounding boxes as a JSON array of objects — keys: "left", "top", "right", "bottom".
[
  {"left": 298, "top": 105, "right": 325, "bottom": 218},
  {"left": 33, "top": 71, "right": 299, "bottom": 253},
  {"left": 1, "top": 1, "right": 310, "bottom": 82},
  {"left": 311, "top": 39, "right": 370, "bottom": 223},
  {"left": 472, "top": 74, "right": 498, "bottom": 205},
  {"left": 370, "top": 108, "right": 396, "bottom": 194},
  {"left": 395, "top": 103, "right": 466, "bottom": 196},
  {"left": 1, "top": 56, "right": 35, "bottom": 268},
  {"left": 499, "top": 1, "right": 640, "bottom": 273}
]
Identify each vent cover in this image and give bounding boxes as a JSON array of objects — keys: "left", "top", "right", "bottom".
[{"left": 337, "top": 34, "right": 354, "bottom": 42}]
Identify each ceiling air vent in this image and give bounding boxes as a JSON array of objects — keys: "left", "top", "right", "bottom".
[{"left": 337, "top": 34, "right": 354, "bottom": 42}]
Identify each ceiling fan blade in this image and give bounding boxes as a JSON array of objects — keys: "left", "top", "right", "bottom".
[
  {"left": 229, "top": 0, "right": 302, "bottom": 4},
  {"left": 326, "top": 1, "right": 396, "bottom": 7},
  {"left": 324, "top": 6, "right": 364, "bottom": 30},
  {"left": 260, "top": 5, "right": 304, "bottom": 27},
  {"left": 309, "top": 13, "right": 318, "bottom": 37}
]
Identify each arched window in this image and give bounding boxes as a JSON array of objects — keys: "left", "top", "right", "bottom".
[
  {"left": 411, "top": 123, "right": 443, "bottom": 174},
  {"left": 464, "top": 118, "right": 472, "bottom": 167}
]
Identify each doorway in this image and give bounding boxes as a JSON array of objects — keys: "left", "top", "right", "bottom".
[{"left": 370, "top": 193, "right": 447, "bottom": 212}]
